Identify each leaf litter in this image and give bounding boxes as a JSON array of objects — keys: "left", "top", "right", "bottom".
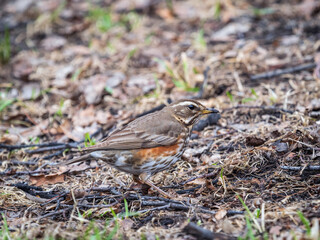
[{"left": 1, "top": 0, "right": 320, "bottom": 239}]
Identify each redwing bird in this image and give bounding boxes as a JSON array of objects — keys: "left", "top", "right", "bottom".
[{"left": 61, "top": 99, "right": 219, "bottom": 197}]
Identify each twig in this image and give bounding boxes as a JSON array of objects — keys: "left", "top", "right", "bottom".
[
  {"left": 141, "top": 201, "right": 216, "bottom": 214},
  {"left": 136, "top": 204, "right": 171, "bottom": 214},
  {"left": 280, "top": 165, "right": 320, "bottom": 171},
  {"left": 0, "top": 128, "right": 103, "bottom": 153},
  {"left": 12, "top": 182, "right": 57, "bottom": 199},
  {"left": 140, "top": 200, "right": 244, "bottom": 215},
  {"left": 0, "top": 169, "right": 51, "bottom": 176},
  {"left": 183, "top": 222, "right": 236, "bottom": 240},
  {"left": 86, "top": 187, "right": 122, "bottom": 196},
  {"left": 126, "top": 194, "right": 182, "bottom": 204},
  {"left": 250, "top": 62, "right": 316, "bottom": 81},
  {"left": 61, "top": 203, "right": 118, "bottom": 209},
  {"left": 141, "top": 201, "right": 168, "bottom": 206},
  {"left": 37, "top": 207, "right": 73, "bottom": 221},
  {"left": 182, "top": 222, "right": 214, "bottom": 240},
  {"left": 43, "top": 150, "right": 66, "bottom": 159},
  {"left": 1, "top": 160, "right": 37, "bottom": 166},
  {"left": 222, "top": 105, "right": 294, "bottom": 114},
  {"left": 179, "top": 168, "right": 220, "bottom": 185},
  {"left": 41, "top": 193, "right": 68, "bottom": 206},
  {"left": 176, "top": 186, "right": 200, "bottom": 194}
]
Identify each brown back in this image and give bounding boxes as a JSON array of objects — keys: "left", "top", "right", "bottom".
[{"left": 84, "top": 107, "right": 186, "bottom": 151}]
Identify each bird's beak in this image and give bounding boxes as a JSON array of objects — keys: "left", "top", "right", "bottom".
[{"left": 201, "top": 107, "right": 219, "bottom": 114}]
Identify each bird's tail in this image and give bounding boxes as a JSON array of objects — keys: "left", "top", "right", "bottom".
[{"left": 56, "top": 153, "right": 91, "bottom": 166}]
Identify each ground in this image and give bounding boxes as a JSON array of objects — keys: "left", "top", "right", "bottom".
[{"left": 1, "top": 0, "right": 320, "bottom": 239}]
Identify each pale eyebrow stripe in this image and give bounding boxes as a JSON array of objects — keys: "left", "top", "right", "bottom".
[{"left": 174, "top": 101, "right": 196, "bottom": 107}]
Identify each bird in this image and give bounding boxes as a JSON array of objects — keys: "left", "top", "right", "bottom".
[{"left": 60, "top": 99, "right": 219, "bottom": 198}]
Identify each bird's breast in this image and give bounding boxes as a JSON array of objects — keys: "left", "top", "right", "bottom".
[{"left": 134, "top": 143, "right": 180, "bottom": 160}]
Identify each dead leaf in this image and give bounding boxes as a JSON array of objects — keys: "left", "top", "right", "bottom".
[
  {"left": 80, "top": 74, "right": 108, "bottom": 105},
  {"left": 269, "top": 225, "right": 282, "bottom": 235},
  {"left": 120, "top": 218, "right": 134, "bottom": 231},
  {"left": 215, "top": 209, "right": 227, "bottom": 220},
  {"left": 30, "top": 174, "right": 65, "bottom": 186},
  {"left": 211, "top": 20, "right": 251, "bottom": 41},
  {"left": 41, "top": 35, "right": 67, "bottom": 51},
  {"left": 187, "top": 178, "right": 206, "bottom": 185},
  {"left": 127, "top": 74, "right": 156, "bottom": 97},
  {"left": 20, "top": 119, "right": 49, "bottom": 139},
  {"left": 59, "top": 119, "right": 79, "bottom": 141},
  {"left": 13, "top": 58, "right": 34, "bottom": 81},
  {"left": 72, "top": 106, "right": 96, "bottom": 127},
  {"left": 64, "top": 190, "right": 87, "bottom": 203},
  {"left": 156, "top": 8, "right": 175, "bottom": 21},
  {"left": 63, "top": 45, "right": 91, "bottom": 57},
  {"left": 286, "top": 152, "right": 296, "bottom": 160},
  {"left": 114, "top": 0, "right": 154, "bottom": 12},
  {"left": 245, "top": 136, "right": 265, "bottom": 147},
  {"left": 106, "top": 72, "right": 125, "bottom": 89},
  {"left": 273, "top": 142, "right": 288, "bottom": 153},
  {"left": 20, "top": 83, "right": 41, "bottom": 100},
  {"left": 95, "top": 110, "right": 114, "bottom": 125},
  {"left": 0, "top": 133, "right": 19, "bottom": 144},
  {"left": 297, "top": 0, "right": 320, "bottom": 19},
  {"left": 314, "top": 53, "right": 320, "bottom": 81}
]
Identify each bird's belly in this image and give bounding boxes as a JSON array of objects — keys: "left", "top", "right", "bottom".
[
  {"left": 132, "top": 142, "right": 186, "bottom": 175},
  {"left": 91, "top": 141, "right": 186, "bottom": 176}
]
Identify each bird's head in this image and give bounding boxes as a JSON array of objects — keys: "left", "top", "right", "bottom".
[{"left": 168, "top": 99, "right": 219, "bottom": 126}]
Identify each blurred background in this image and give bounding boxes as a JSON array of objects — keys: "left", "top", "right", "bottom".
[{"left": 0, "top": 0, "right": 319, "bottom": 143}]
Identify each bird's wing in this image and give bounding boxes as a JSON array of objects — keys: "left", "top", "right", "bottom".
[{"left": 83, "top": 112, "right": 184, "bottom": 151}]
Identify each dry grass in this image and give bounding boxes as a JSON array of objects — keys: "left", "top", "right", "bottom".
[{"left": 1, "top": 0, "right": 320, "bottom": 239}]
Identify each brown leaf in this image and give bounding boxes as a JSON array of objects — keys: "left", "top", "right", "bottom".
[
  {"left": 205, "top": 179, "right": 216, "bottom": 191},
  {"left": 0, "top": 133, "right": 19, "bottom": 144},
  {"left": 187, "top": 178, "right": 207, "bottom": 185},
  {"left": 156, "top": 8, "right": 175, "bottom": 21},
  {"left": 120, "top": 218, "right": 134, "bottom": 231},
  {"left": 80, "top": 74, "right": 107, "bottom": 105},
  {"left": 269, "top": 225, "right": 282, "bottom": 235},
  {"left": 20, "top": 119, "right": 49, "bottom": 139},
  {"left": 215, "top": 209, "right": 227, "bottom": 220},
  {"left": 59, "top": 119, "right": 81, "bottom": 142},
  {"left": 41, "top": 35, "right": 67, "bottom": 51},
  {"left": 64, "top": 190, "right": 87, "bottom": 203},
  {"left": 30, "top": 174, "right": 65, "bottom": 186},
  {"left": 95, "top": 110, "right": 115, "bottom": 125},
  {"left": 72, "top": 106, "right": 96, "bottom": 127},
  {"left": 297, "top": 0, "right": 320, "bottom": 19},
  {"left": 13, "top": 58, "right": 34, "bottom": 81},
  {"left": 245, "top": 136, "right": 265, "bottom": 147}
]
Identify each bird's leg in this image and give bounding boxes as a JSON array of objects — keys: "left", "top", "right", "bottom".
[
  {"left": 138, "top": 173, "right": 173, "bottom": 199},
  {"left": 130, "top": 175, "right": 150, "bottom": 194}
]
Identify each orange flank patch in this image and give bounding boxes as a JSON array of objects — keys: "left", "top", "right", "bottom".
[{"left": 135, "top": 144, "right": 180, "bottom": 159}]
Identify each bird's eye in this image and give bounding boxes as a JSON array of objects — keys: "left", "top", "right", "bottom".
[{"left": 188, "top": 104, "right": 195, "bottom": 110}]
